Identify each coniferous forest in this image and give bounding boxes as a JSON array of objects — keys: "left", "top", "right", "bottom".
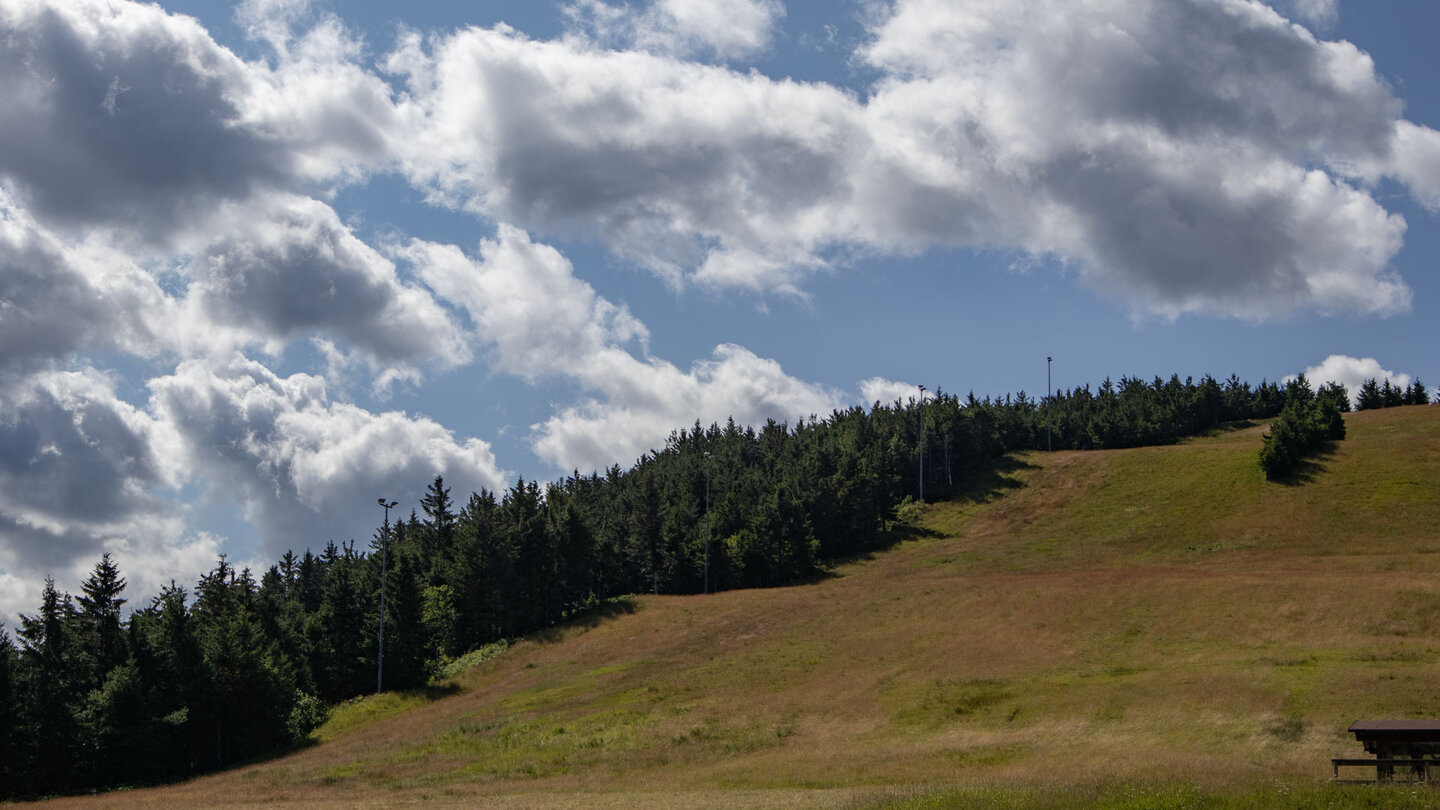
[{"left": 0, "top": 372, "right": 1414, "bottom": 798}]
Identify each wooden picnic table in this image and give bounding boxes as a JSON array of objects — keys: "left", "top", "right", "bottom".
[{"left": 1333, "top": 720, "right": 1440, "bottom": 781}]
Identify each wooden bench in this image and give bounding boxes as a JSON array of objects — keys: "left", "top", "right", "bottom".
[{"left": 1332, "top": 757, "right": 1431, "bottom": 781}]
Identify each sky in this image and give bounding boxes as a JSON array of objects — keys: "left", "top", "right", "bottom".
[{"left": 1, "top": 0, "right": 1437, "bottom": 623}]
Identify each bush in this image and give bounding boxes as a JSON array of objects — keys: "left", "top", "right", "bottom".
[
  {"left": 286, "top": 690, "right": 328, "bottom": 741},
  {"left": 1258, "top": 398, "right": 1344, "bottom": 481},
  {"left": 894, "top": 495, "right": 925, "bottom": 526}
]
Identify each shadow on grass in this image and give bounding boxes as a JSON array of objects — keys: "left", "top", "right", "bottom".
[
  {"left": 1197, "top": 418, "right": 1262, "bottom": 437},
  {"left": 1270, "top": 444, "right": 1338, "bottom": 487},
  {"left": 406, "top": 682, "right": 464, "bottom": 700},
  {"left": 531, "top": 597, "right": 637, "bottom": 643},
  {"left": 824, "top": 454, "right": 1036, "bottom": 570},
  {"left": 952, "top": 454, "right": 1035, "bottom": 504}
]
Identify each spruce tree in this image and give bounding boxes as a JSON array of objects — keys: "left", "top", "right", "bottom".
[
  {"left": 1409, "top": 378, "right": 1429, "bottom": 406},
  {"left": 17, "top": 578, "right": 81, "bottom": 795},
  {"left": 420, "top": 475, "right": 456, "bottom": 567},
  {"left": 1317, "top": 381, "right": 1352, "bottom": 412},
  {"left": 76, "top": 553, "right": 128, "bottom": 684},
  {"left": 1356, "top": 378, "right": 1383, "bottom": 410},
  {"left": 135, "top": 582, "right": 205, "bottom": 777},
  {"left": 0, "top": 627, "right": 15, "bottom": 798},
  {"left": 1382, "top": 379, "right": 1406, "bottom": 407},
  {"left": 315, "top": 550, "right": 369, "bottom": 699}
]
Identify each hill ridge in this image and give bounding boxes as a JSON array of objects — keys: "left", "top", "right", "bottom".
[{"left": 42, "top": 406, "right": 1440, "bottom": 809}]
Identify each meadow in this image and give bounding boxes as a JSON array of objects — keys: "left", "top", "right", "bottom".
[{"left": 33, "top": 407, "right": 1440, "bottom": 808}]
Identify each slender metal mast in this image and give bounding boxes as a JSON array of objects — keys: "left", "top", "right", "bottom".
[
  {"left": 704, "top": 452, "right": 712, "bottom": 595},
  {"left": 377, "top": 498, "right": 397, "bottom": 693},
  {"left": 918, "top": 385, "right": 927, "bottom": 501}
]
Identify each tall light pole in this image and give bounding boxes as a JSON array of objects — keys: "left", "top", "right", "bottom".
[
  {"left": 377, "top": 498, "right": 397, "bottom": 694},
  {"left": 1046, "top": 357, "right": 1053, "bottom": 452},
  {"left": 918, "top": 384, "right": 927, "bottom": 502},
  {"left": 704, "top": 451, "right": 712, "bottom": 595}
]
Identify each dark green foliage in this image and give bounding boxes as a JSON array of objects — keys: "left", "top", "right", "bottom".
[
  {"left": 1355, "top": 377, "right": 1432, "bottom": 412},
  {"left": 191, "top": 559, "right": 296, "bottom": 768},
  {"left": 420, "top": 475, "right": 456, "bottom": 572},
  {"left": 1356, "top": 378, "right": 1383, "bottom": 410},
  {"left": 315, "top": 544, "right": 370, "bottom": 700},
  {"left": 0, "top": 627, "right": 15, "bottom": 791},
  {"left": 6, "top": 370, "right": 1324, "bottom": 801},
  {"left": 420, "top": 584, "right": 458, "bottom": 662},
  {"left": 1381, "top": 379, "right": 1406, "bottom": 408},
  {"left": 79, "top": 662, "right": 151, "bottom": 785},
  {"left": 129, "top": 582, "right": 206, "bottom": 779},
  {"left": 76, "top": 553, "right": 128, "bottom": 682},
  {"left": 15, "top": 578, "right": 82, "bottom": 796},
  {"left": 1317, "top": 381, "right": 1351, "bottom": 413},
  {"left": 1258, "top": 378, "right": 1346, "bottom": 481},
  {"left": 379, "top": 547, "right": 428, "bottom": 690},
  {"left": 1406, "top": 379, "right": 1428, "bottom": 406}
]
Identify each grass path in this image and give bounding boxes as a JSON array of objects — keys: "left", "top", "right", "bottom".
[{"left": 35, "top": 407, "right": 1440, "bottom": 808}]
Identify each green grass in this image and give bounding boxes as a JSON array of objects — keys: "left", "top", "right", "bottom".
[
  {"left": 311, "top": 683, "right": 462, "bottom": 744},
  {"left": 39, "top": 405, "right": 1440, "bottom": 810},
  {"left": 877, "top": 781, "right": 1440, "bottom": 809}
]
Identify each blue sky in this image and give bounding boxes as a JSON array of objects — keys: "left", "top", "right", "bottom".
[{"left": 1, "top": 0, "right": 1437, "bottom": 620}]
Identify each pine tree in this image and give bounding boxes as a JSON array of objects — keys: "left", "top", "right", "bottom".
[
  {"left": 76, "top": 553, "right": 128, "bottom": 685},
  {"left": 1317, "top": 397, "right": 1346, "bottom": 441},
  {"left": 1317, "top": 381, "right": 1352, "bottom": 412},
  {"left": 278, "top": 550, "right": 299, "bottom": 591},
  {"left": 1258, "top": 411, "right": 1297, "bottom": 480},
  {"left": 627, "top": 474, "right": 665, "bottom": 596},
  {"left": 505, "top": 478, "right": 557, "bottom": 633},
  {"left": 296, "top": 549, "right": 325, "bottom": 613},
  {"left": 0, "top": 627, "right": 15, "bottom": 797},
  {"left": 315, "top": 551, "right": 369, "bottom": 700},
  {"left": 191, "top": 558, "right": 295, "bottom": 766},
  {"left": 378, "top": 547, "right": 427, "bottom": 689},
  {"left": 78, "top": 660, "right": 149, "bottom": 787},
  {"left": 132, "top": 582, "right": 205, "bottom": 778},
  {"left": 420, "top": 475, "right": 456, "bottom": 567},
  {"left": 1409, "top": 378, "right": 1429, "bottom": 406},
  {"left": 1356, "top": 378, "right": 1383, "bottom": 410},
  {"left": 16, "top": 578, "right": 82, "bottom": 795},
  {"left": 1381, "top": 379, "right": 1405, "bottom": 408},
  {"left": 447, "top": 490, "right": 503, "bottom": 648}
]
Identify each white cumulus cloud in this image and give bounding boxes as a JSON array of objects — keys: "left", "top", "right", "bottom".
[
  {"left": 859, "top": 377, "right": 920, "bottom": 407},
  {"left": 1296, "top": 354, "right": 1412, "bottom": 407},
  {"left": 183, "top": 194, "right": 471, "bottom": 373},
  {"left": 0, "top": 365, "right": 222, "bottom": 625},
  {"left": 382, "top": 0, "right": 1438, "bottom": 319},
  {"left": 399, "top": 227, "right": 845, "bottom": 472},
  {"left": 148, "top": 355, "right": 509, "bottom": 562}
]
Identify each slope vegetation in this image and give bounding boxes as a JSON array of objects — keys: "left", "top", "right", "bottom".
[{"left": 40, "top": 406, "right": 1440, "bottom": 808}]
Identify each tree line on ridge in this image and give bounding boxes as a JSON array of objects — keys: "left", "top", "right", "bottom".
[{"left": 0, "top": 371, "right": 1425, "bottom": 798}]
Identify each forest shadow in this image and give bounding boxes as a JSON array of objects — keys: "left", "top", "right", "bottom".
[
  {"left": 532, "top": 597, "right": 638, "bottom": 643},
  {"left": 406, "top": 682, "right": 464, "bottom": 701},
  {"left": 1197, "top": 419, "right": 1262, "bottom": 437},
  {"left": 955, "top": 454, "right": 1035, "bottom": 504},
  {"left": 826, "top": 454, "right": 1036, "bottom": 570}
]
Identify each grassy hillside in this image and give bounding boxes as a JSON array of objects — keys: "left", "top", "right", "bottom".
[{"left": 37, "top": 406, "right": 1440, "bottom": 809}]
